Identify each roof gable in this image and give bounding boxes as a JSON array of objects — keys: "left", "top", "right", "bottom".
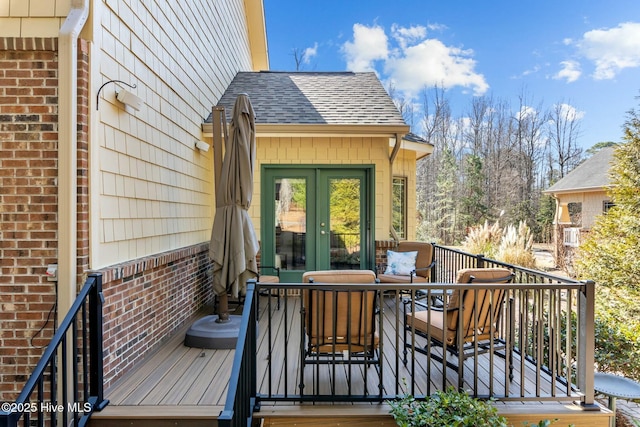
[
  {"left": 209, "top": 71, "right": 406, "bottom": 126},
  {"left": 545, "top": 146, "right": 616, "bottom": 194}
]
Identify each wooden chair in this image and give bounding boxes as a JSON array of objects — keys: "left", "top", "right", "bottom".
[
  {"left": 403, "top": 267, "right": 514, "bottom": 390},
  {"left": 301, "top": 270, "right": 379, "bottom": 368},
  {"left": 377, "top": 241, "right": 435, "bottom": 284}
]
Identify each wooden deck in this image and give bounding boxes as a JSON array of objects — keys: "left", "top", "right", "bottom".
[{"left": 91, "top": 294, "right": 611, "bottom": 427}]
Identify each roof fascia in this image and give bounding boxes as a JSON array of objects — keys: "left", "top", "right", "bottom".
[
  {"left": 202, "top": 123, "right": 410, "bottom": 138},
  {"left": 244, "top": 0, "right": 269, "bottom": 71},
  {"left": 396, "top": 139, "right": 434, "bottom": 159},
  {"left": 542, "top": 186, "right": 612, "bottom": 195}
]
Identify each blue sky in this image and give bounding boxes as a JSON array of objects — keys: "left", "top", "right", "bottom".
[{"left": 264, "top": 0, "right": 640, "bottom": 150}]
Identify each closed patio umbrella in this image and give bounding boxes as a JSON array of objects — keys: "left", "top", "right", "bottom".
[
  {"left": 209, "top": 93, "right": 260, "bottom": 321},
  {"left": 185, "top": 94, "right": 259, "bottom": 348}
]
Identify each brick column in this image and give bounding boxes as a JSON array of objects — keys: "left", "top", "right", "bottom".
[{"left": 0, "top": 37, "right": 89, "bottom": 401}]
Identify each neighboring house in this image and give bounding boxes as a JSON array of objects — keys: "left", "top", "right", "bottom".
[
  {"left": 543, "top": 146, "right": 616, "bottom": 264},
  {"left": 0, "top": 0, "right": 430, "bottom": 400}
]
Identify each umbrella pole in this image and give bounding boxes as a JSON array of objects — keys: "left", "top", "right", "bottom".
[
  {"left": 212, "top": 105, "right": 230, "bottom": 323},
  {"left": 216, "top": 293, "right": 230, "bottom": 323}
]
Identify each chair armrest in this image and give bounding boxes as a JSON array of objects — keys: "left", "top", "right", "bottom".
[
  {"left": 258, "top": 265, "right": 280, "bottom": 277},
  {"left": 412, "top": 260, "right": 436, "bottom": 276}
]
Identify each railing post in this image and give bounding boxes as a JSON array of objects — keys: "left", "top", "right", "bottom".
[
  {"left": 578, "top": 280, "right": 598, "bottom": 409},
  {"left": 476, "top": 253, "right": 485, "bottom": 268},
  {"left": 89, "top": 273, "right": 109, "bottom": 411}
]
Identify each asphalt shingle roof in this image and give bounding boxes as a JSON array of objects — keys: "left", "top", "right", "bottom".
[
  {"left": 207, "top": 71, "right": 406, "bottom": 126},
  {"left": 545, "top": 146, "right": 616, "bottom": 193}
]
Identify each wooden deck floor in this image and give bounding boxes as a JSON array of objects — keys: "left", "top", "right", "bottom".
[{"left": 94, "top": 294, "right": 608, "bottom": 425}]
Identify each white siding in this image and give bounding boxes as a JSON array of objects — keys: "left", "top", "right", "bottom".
[
  {"left": 93, "top": 0, "right": 253, "bottom": 267},
  {"left": 0, "top": 0, "right": 69, "bottom": 36}
]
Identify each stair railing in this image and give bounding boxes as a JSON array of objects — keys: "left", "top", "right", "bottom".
[{"left": 0, "top": 273, "right": 109, "bottom": 427}]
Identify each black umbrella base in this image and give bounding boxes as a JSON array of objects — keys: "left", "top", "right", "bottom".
[{"left": 184, "top": 314, "right": 241, "bottom": 349}]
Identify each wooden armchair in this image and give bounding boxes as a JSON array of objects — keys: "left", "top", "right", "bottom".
[
  {"left": 403, "top": 267, "right": 515, "bottom": 390},
  {"left": 377, "top": 241, "right": 435, "bottom": 284},
  {"left": 301, "top": 270, "right": 379, "bottom": 368}
]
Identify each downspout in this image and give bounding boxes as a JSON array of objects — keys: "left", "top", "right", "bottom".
[
  {"left": 58, "top": 0, "right": 90, "bottom": 318},
  {"left": 389, "top": 133, "right": 402, "bottom": 241}
]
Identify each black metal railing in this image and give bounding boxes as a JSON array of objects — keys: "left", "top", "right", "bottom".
[
  {"left": 255, "top": 279, "right": 595, "bottom": 407},
  {"left": 0, "top": 273, "right": 109, "bottom": 427},
  {"left": 217, "top": 283, "right": 258, "bottom": 427},
  {"left": 433, "top": 244, "right": 582, "bottom": 285}
]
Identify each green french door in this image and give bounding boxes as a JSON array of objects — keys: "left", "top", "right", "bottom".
[{"left": 261, "top": 166, "right": 373, "bottom": 283}]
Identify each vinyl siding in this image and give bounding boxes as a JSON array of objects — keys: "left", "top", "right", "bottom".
[{"left": 93, "top": 0, "right": 253, "bottom": 267}]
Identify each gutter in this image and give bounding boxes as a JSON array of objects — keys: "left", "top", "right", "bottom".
[
  {"left": 58, "top": 0, "right": 90, "bottom": 318},
  {"left": 388, "top": 133, "right": 402, "bottom": 241}
]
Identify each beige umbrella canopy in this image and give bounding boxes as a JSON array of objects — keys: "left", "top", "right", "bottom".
[{"left": 209, "top": 93, "right": 259, "bottom": 319}]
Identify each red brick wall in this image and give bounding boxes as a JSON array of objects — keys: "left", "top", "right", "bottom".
[
  {"left": 96, "top": 243, "right": 213, "bottom": 389},
  {"left": 0, "top": 38, "right": 61, "bottom": 401},
  {"left": 375, "top": 239, "right": 398, "bottom": 271}
]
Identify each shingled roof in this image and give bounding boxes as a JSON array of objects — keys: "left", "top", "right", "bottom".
[
  {"left": 544, "top": 146, "right": 616, "bottom": 194},
  {"left": 206, "top": 71, "right": 407, "bottom": 126}
]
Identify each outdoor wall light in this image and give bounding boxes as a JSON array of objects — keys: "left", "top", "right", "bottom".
[
  {"left": 116, "top": 89, "right": 143, "bottom": 111},
  {"left": 195, "top": 140, "right": 210, "bottom": 152},
  {"left": 96, "top": 79, "right": 142, "bottom": 111}
]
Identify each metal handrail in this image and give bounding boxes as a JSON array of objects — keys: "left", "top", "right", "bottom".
[
  {"left": 0, "top": 273, "right": 109, "bottom": 427},
  {"left": 255, "top": 280, "right": 595, "bottom": 406},
  {"left": 218, "top": 283, "right": 258, "bottom": 427}
]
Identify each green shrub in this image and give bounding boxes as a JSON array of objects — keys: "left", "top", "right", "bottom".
[
  {"left": 388, "top": 387, "right": 508, "bottom": 427},
  {"left": 594, "top": 293, "right": 640, "bottom": 381}
]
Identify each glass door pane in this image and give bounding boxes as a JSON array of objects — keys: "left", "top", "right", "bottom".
[
  {"left": 328, "top": 177, "right": 362, "bottom": 270},
  {"left": 275, "top": 178, "right": 307, "bottom": 272}
]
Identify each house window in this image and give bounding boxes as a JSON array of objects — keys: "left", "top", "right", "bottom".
[
  {"left": 568, "top": 202, "right": 582, "bottom": 227},
  {"left": 393, "top": 176, "right": 407, "bottom": 239},
  {"left": 603, "top": 201, "right": 615, "bottom": 213}
]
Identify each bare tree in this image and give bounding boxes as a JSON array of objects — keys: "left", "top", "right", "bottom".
[
  {"left": 512, "top": 91, "right": 549, "bottom": 225},
  {"left": 291, "top": 48, "right": 308, "bottom": 71},
  {"left": 548, "top": 101, "right": 583, "bottom": 178}
]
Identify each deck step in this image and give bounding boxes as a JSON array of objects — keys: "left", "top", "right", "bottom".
[
  {"left": 89, "top": 405, "right": 223, "bottom": 427},
  {"left": 256, "top": 405, "right": 397, "bottom": 427},
  {"left": 255, "top": 402, "right": 613, "bottom": 427}
]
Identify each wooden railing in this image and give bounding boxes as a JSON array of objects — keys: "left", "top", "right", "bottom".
[{"left": 0, "top": 273, "right": 109, "bottom": 427}]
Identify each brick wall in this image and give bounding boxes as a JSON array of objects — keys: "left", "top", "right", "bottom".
[
  {"left": 96, "top": 243, "right": 213, "bottom": 389},
  {"left": 0, "top": 37, "right": 60, "bottom": 401}
]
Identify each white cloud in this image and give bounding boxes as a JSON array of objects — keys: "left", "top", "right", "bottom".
[
  {"left": 577, "top": 22, "right": 640, "bottom": 79},
  {"left": 385, "top": 39, "right": 488, "bottom": 96},
  {"left": 342, "top": 23, "right": 488, "bottom": 96},
  {"left": 391, "top": 24, "right": 426, "bottom": 50},
  {"left": 555, "top": 103, "right": 585, "bottom": 121},
  {"left": 341, "top": 23, "right": 389, "bottom": 72},
  {"left": 303, "top": 42, "right": 318, "bottom": 64},
  {"left": 554, "top": 60, "right": 582, "bottom": 83}
]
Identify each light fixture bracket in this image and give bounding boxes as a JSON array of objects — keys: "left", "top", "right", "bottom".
[{"left": 96, "top": 80, "right": 138, "bottom": 110}]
